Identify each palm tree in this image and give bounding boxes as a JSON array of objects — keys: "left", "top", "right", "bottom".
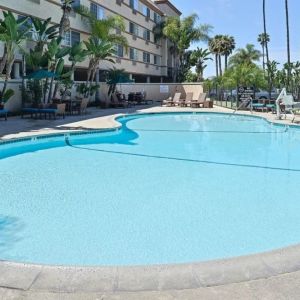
[
  {"left": 30, "top": 17, "right": 59, "bottom": 52},
  {"left": 84, "top": 38, "right": 115, "bottom": 90},
  {"left": 222, "top": 35, "right": 235, "bottom": 71},
  {"left": 154, "top": 13, "right": 212, "bottom": 82},
  {"left": 209, "top": 35, "right": 227, "bottom": 77},
  {"left": 76, "top": 6, "right": 128, "bottom": 97},
  {"left": 262, "top": 0, "right": 270, "bottom": 65},
  {"left": 0, "top": 12, "right": 31, "bottom": 100},
  {"left": 59, "top": 0, "right": 74, "bottom": 38},
  {"left": 258, "top": 33, "right": 270, "bottom": 71},
  {"left": 229, "top": 44, "right": 261, "bottom": 67},
  {"left": 190, "top": 48, "right": 212, "bottom": 81},
  {"left": 285, "top": 0, "right": 291, "bottom": 88},
  {"left": 209, "top": 36, "right": 221, "bottom": 78}
]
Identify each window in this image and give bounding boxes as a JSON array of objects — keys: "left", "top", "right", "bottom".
[
  {"left": 142, "top": 5, "right": 150, "bottom": 17},
  {"left": 143, "top": 52, "right": 150, "bottom": 63},
  {"left": 154, "top": 12, "right": 161, "bottom": 24},
  {"left": 18, "top": 15, "right": 33, "bottom": 38},
  {"left": 129, "top": 0, "right": 138, "bottom": 10},
  {"left": 130, "top": 48, "right": 139, "bottom": 61},
  {"left": 63, "top": 31, "right": 80, "bottom": 46},
  {"left": 90, "top": 3, "right": 105, "bottom": 20},
  {"left": 154, "top": 36, "right": 161, "bottom": 44},
  {"left": 71, "top": 31, "right": 80, "bottom": 45},
  {"left": 115, "top": 44, "right": 124, "bottom": 57},
  {"left": 143, "top": 29, "right": 151, "bottom": 41},
  {"left": 72, "top": 0, "right": 80, "bottom": 9},
  {"left": 129, "top": 22, "right": 139, "bottom": 36},
  {"left": 154, "top": 55, "right": 160, "bottom": 65}
]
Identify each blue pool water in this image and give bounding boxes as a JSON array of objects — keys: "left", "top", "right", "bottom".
[{"left": 1, "top": 113, "right": 300, "bottom": 266}]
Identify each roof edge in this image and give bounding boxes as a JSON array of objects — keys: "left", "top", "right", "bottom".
[{"left": 154, "top": 0, "right": 182, "bottom": 16}]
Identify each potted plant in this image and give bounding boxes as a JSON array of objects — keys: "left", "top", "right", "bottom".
[{"left": 0, "top": 89, "right": 14, "bottom": 110}]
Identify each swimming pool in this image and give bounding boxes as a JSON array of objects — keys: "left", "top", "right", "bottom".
[{"left": 1, "top": 112, "right": 300, "bottom": 266}]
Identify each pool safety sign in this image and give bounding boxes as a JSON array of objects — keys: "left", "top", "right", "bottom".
[
  {"left": 238, "top": 87, "right": 255, "bottom": 101},
  {"left": 160, "top": 85, "right": 169, "bottom": 93}
]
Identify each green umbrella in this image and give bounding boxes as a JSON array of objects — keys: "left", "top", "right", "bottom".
[{"left": 24, "top": 69, "right": 58, "bottom": 79}]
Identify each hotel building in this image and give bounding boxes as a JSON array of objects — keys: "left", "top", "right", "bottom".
[{"left": 0, "top": 0, "right": 182, "bottom": 83}]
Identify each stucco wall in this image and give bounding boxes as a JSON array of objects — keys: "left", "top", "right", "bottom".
[
  {"left": 0, "top": 80, "right": 22, "bottom": 112},
  {"left": 117, "top": 83, "right": 203, "bottom": 101}
]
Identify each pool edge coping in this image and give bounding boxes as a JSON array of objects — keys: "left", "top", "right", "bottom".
[{"left": 1, "top": 109, "right": 300, "bottom": 293}]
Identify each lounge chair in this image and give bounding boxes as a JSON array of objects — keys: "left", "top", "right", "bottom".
[
  {"left": 190, "top": 93, "right": 207, "bottom": 108},
  {"left": 21, "top": 104, "right": 66, "bottom": 119},
  {"left": 178, "top": 92, "right": 193, "bottom": 107},
  {"left": 265, "top": 99, "right": 276, "bottom": 113},
  {"left": 111, "top": 93, "right": 129, "bottom": 108},
  {"left": 0, "top": 109, "right": 8, "bottom": 121},
  {"left": 251, "top": 99, "right": 267, "bottom": 112},
  {"left": 162, "top": 92, "right": 181, "bottom": 107},
  {"left": 73, "top": 98, "right": 88, "bottom": 115}
]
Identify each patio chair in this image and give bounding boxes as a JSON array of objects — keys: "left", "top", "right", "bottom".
[
  {"left": 74, "top": 98, "right": 89, "bottom": 115},
  {"left": 0, "top": 109, "right": 8, "bottom": 121},
  {"left": 162, "top": 92, "right": 181, "bottom": 107},
  {"left": 177, "top": 92, "right": 193, "bottom": 107},
  {"left": 128, "top": 92, "right": 137, "bottom": 106},
  {"left": 251, "top": 99, "right": 267, "bottom": 112},
  {"left": 111, "top": 93, "right": 129, "bottom": 108},
  {"left": 265, "top": 99, "right": 276, "bottom": 113},
  {"left": 190, "top": 93, "right": 207, "bottom": 108}
]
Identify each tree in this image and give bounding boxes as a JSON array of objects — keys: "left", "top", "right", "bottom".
[
  {"left": 184, "top": 70, "right": 198, "bottom": 82},
  {"left": 190, "top": 48, "right": 212, "bottom": 81},
  {"left": 84, "top": 38, "right": 115, "bottom": 91},
  {"left": 155, "top": 13, "right": 212, "bottom": 82},
  {"left": 76, "top": 7, "right": 128, "bottom": 100},
  {"left": 258, "top": 33, "right": 270, "bottom": 72},
  {"left": 223, "top": 64, "right": 267, "bottom": 100},
  {"left": 59, "top": 0, "right": 74, "bottom": 38},
  {"left": 222, "top": 35, "right": 235, "bottom": 71},
  {"left": 0, "top": 11, "right": 30, "bottom": 102},
  {"left": 262, "top": 0, "right": 270, "bottom": 66},
  {"left": 30, "top": 17, "right": 59, "bottom": 52},
  {"left": 106, "top": 68, "right": 129, "bottom": 96},
  {"left": 285, "top": 0, "right": 291, "bottom": 89},
  {"left": 208, "top": 35, "right": 234, "bottom": 77},
  {"left": 229, "top": 44, "right": 261, "bottom": 67},
  {"left": 209, "top": 36, "right": 222, "bottom": 77}
]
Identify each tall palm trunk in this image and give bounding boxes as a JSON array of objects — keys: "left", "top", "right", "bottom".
[
  {"left": 263, "top": 0, "right": 269, "bottom": 64},
  {"left": 215, "top": 54, "right": 219, "bottom": 78},
  {"left": 225, "top": 54, "right": 228, "bottom": 71},
  {"left": 262, "top": 45, "right": 265, "bottom": 71},
  {"left": 263, "top": 0, "right": 271, "bottom": 99},
  {"left": 285, "top": 0, "right": 291, "bottom": 89},
  {"left": 218, "top": 54, "right": 223, "bottom": 77}
]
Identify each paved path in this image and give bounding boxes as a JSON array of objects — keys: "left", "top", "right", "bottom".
[{"left": 1, "top": 104, "right": 297, "bottom": 140}]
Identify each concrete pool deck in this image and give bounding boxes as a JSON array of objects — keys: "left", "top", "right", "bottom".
[{"left": 1, "top": 104, "right": 300, "bottom": 299}]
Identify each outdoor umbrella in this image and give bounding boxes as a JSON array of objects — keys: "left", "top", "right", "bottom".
[
  {"left": 24, "top": 69, "right": 58, "bottom": 103},
  {"left": 24, "top": 69, "right": 58, "bottom": 79}
]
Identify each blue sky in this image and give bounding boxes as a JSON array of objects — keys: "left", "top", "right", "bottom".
[{"left": 170, "top": 0, "right": 299, "bottom": 77}]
